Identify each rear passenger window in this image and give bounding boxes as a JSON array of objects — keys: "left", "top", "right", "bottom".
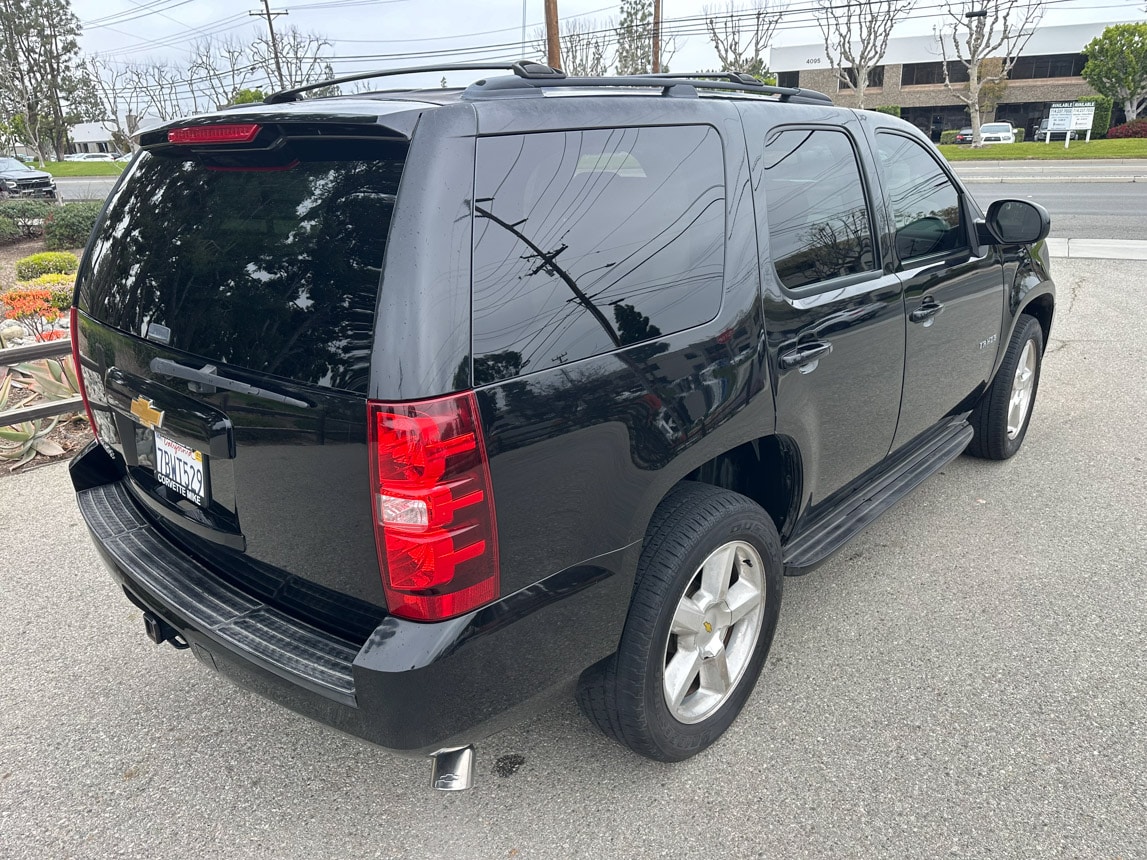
[
  {"left": 761, "top": 128, "right": 876, "bottom": 290},
  {"left": 471, "top": 126, "right": 725, "bottom": 385}
]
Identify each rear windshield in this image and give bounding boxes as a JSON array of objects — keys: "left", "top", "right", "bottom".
[
  {"left": 981, "top": 124, "right": 1010, "bottom": 132},
  {"left": 77, "top": 137, "right": 407, "bottom": 393}
]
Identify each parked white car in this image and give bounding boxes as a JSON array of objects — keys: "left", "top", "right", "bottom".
[
  {"left": 64, "top": 153, "right": 119, "bottom": 162},
  {"left": 979, "top": 123, "right": 1016, "bottom": 144}
]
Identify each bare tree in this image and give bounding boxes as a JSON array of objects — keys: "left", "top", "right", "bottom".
[
  {"left": 705, "top": 1, "right": 785, "bottom": 78},
  {"left": 84, "top": 55, "right": 150, "bottom": 152},
  {"left": 188, "top": 34, "right": 256, "bottom": 110},
  {"left": 250, "top": 25, "right": 334, "bottom": 93},
  {"left": 533, "top": 18, "right": 610, "bottom": 76},
  {"left": 817, "top": 0, "right": 915, "bottom": 108},
  {"left": 938, "top": 0, "right": 1043, "bottom": 146},
  {"left": 127, "top": 60, "right": 190, "bottom": 122}
]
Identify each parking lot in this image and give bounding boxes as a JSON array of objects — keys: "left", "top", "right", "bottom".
[{"left": 2, "top": 257, "right": 1145, "bottom": 858}]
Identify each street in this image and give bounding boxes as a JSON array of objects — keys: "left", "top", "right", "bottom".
[
  {"left": 2, "top": 256, "right": 1145, "bottom": 858},
  {"left": 952, "top": 161, "right": 1147, "bottom": 240}
]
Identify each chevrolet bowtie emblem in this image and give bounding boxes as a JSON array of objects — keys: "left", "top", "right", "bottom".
[{"left": 130, "top": 396, "right": 164, "bottom": 431}]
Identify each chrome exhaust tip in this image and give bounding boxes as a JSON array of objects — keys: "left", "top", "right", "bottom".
[{"left": 430, "top": 745, "right": 475, "bottom": 791}]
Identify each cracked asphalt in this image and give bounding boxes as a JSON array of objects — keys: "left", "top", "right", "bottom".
[{"left": 2, "top": 258, "right": 1145, "bottom": 858}]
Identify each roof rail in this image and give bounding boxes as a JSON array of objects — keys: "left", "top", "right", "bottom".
[
  {"left": 637, "top": 71, "right": 834, "bottom": 104},
  {"left": 462, "top": 73, "right": 833, "bottom": 105},
  {"left": 264, "top": 60, "right": 833, "bottom": 107},
  {"left": 264, "top": 61, "right": 566, "bottom": 104}
]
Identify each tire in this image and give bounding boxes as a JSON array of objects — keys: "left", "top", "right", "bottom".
[
  {"left": 577, "top": 482, "right": 783, "bottom": 762},
  {"left": 967, "top": 313, "right": 1044, "bottom": 460}
]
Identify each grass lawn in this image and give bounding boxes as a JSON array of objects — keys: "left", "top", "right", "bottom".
[
  {"left": 939, "top": 138, "right": 1147, "bottom": 161},
  {"left": 34, "top": 161, "right": 126, "bottom": 177}
]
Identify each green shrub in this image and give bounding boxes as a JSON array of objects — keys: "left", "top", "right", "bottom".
[
  {"left": 0, "top": 215, "right": 20, "bottom": 244},
  {"left": 871, "top": 105, "right": 901, "bottom": 117},
  {"left": 0, "top": 200, "right": 52, "bottom": 238},
  {"left": 1080, "top": 95, "right": 1114, "bottom": 138},
  {"left": 43, "top": 201, "right": 101, "bottom": 250},
  {"left": 20, "top": 273, "right": 74, "bottom": 310},
  {"left": 1014, "top": 128, "right": 1025, "bottom": 143},
  {"left": 939, "top": 130, "right": 959, "bottom": 145},
  {"left": 14, "top": 251, "right": 78, "bottom": 280}
]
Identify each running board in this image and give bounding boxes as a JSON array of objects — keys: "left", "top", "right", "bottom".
[{"left": 783, "top": 420, "right": 974, "bottom": 574}]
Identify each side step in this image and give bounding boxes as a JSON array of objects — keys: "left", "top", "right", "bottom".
[{"left": 783, "top": 420, "right": 974, "bottom": 573}]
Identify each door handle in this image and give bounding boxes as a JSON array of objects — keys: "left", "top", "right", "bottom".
[
  {"left": 909, "top": 299, "right": 944, "bottom": 325},
  {"left": 779, "top": 341, "right": 833, "bottom": 371}
]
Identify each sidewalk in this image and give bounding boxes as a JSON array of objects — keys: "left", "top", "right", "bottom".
[
  {"left": 1046, "top": 238, "right": 1147, "bottom": 260},
  {"left": 954, "top": 159, "right": 1147, "bottom": 183}
]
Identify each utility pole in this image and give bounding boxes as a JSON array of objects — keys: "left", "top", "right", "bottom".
[
  {"left": 544, "top": 0, "right": 562, "bottom": 70},
  {"left": 251, "top": 0, "right": 288, "bottom": 90},
  {"left": 652, "top": 0, "right": 662, "bottom": 74}
]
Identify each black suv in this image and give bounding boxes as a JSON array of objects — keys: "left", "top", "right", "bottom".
[
  {"left": 69, "top": 64, "right": 1053, "bottom": 788},
  {"left": 0, "top": 156, "right": 57, "bottom": 199}
]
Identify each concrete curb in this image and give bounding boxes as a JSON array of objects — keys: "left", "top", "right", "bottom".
[{"left": 1045, "top": 238, "right": 1147, "bottom": 260}]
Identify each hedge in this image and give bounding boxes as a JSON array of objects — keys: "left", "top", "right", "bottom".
[
  {"left": 871, "top": 105, "right": 901, "bottom": 117},
  {"left": 1014, "top": 128, "right": 1025, "bottom": 143},
  {"left": 939, "top": 130, "right": 959, "bottom": 145},
  {"left": 0, "top": 215, "right": 20, "bottom": 244},
  {"left": 14, "top": 251, "right": 79, "bottom": 280},
  {"left": 1107, "top": 118, "right": 1147, "bottom": 139},
  {"left": 1080, "top": 95, "right": 1114, "bottom": 138},
  {"left": 0, "top": 200, "right": 52, "bottom": 239},
  {"left": 43, "top": 201, "right": 102, "bottom": 250}
]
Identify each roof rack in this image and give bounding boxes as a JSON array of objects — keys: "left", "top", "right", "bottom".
[
  {"left": 638, "top": 71, "right": 833, "bottom": 104},
  {"left": 264, "top": 60, "right": 833, "bottom": 107},
  {"left": 264, "top": 61, "right": 564, "bottom": 104}
]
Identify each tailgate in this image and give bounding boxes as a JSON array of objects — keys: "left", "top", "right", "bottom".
[{"left": 73, "top": 123, "right": 409, "bottom": 634}]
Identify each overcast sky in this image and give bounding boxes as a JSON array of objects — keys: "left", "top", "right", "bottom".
[{"left": 71, "top": 0, "right": 1145, "bottom": 90}]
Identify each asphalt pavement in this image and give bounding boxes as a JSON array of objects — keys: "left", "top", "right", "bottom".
[{"left": 2, "top": 256, "right": 1145, "bottom": 858}]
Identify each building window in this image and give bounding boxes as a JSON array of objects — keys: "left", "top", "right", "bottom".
[
  {"left": 842, "top": 66, "right": 885, "bottom": 89},
  {"left": 902, "top": 61, "right": 969, "bottom": 86},
  {"left": 1008, "top": 53, "right": 1087, "bottom": 80},
  {"left": 777, "top": 71, "right": 799, "bottom": 88}
]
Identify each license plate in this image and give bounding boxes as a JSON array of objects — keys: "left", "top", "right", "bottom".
[{"left": 154, "top": 432, "right": 209, "bottom": 507}]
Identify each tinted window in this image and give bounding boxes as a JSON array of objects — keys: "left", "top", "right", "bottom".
[
  {"left": 761, "top": 128, "right": 876, "bottom": 290},
  {"left": 471, "top": 126, "right": 724, "bottom": 384},
  {"left": 78, "top": 139, "right": 406, "bottom": 393},
  {"left": 875, "top": 133, "right": 965, "bottom": 262},
  {"left": 902, "top": 61, "right": 969, "bottom": 85}
]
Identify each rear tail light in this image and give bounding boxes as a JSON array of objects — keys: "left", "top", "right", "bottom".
[
  {"left": 167, "top": 124, "right": 261, "bottom": 145},
  {"left": 368, "top": 392, "right": 500, "bottom": 621},
  {"left": 69, "top": 307, "right": 99, "bottom": 440}
]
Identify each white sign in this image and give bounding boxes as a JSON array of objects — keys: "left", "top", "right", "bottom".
[
  {"left": 1049, "top": 101, "right": 1095, "bottom": 131},
  {"left": 1047, "top": 102, "right": 1074, "bottom": 131},
  {"left": 1070, "top": 102, "right": 1096, "bottom": 130}
]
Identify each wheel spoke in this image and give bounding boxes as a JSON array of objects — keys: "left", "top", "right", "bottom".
[
  {"left": 699, "top": 646, "right": 731, "bottom": 695},
  {"left": 671, "top": 597, "right": 706, "bottom": 636},
  {"left": 700, "top": 544, "right": 736, "bottom": 602},
  {"left": 664, "top": 647, "right": 702, "bottom": 708},
  {"left": 724, "top": 579, "right": 762, "bottom": 625}
]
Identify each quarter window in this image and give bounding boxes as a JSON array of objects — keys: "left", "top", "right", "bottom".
[
  {"left": 761, "top": 128, "right": 877, "bottom": 290},
  {"left": 471, "top": 126, "right": 725, "bottom": 384},
  {"left": 875, "top": 133, "right": 965, "bottom": 262}
]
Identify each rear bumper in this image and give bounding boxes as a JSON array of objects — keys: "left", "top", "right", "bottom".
[{"left": 72, "top": 444, "right": 637, "bottom": 754}]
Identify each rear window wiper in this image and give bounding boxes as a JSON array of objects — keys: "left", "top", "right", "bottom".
[{"left": 150, "top": 358, "right": 310, "bottom": 408}]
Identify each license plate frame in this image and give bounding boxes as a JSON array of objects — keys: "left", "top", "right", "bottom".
[{"left": 153, "top": 431, "right": 210, "bottom": 507}]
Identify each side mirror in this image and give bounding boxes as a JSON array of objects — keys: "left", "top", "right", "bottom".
[{"left": 982, "top": 199, "right": 1051, "bottom": 245}]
